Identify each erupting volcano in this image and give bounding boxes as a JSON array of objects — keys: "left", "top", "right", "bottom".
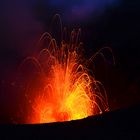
[{"left": 19, "top": 15, "right": 109, "bottom": 124}]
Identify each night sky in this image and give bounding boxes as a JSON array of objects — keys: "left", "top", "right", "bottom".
[{"left": 0, "top": 0, "right": 140, "bottom": 123}]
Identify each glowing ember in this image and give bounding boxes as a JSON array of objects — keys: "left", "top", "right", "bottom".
[{"left": 19, "top": 15, "right": 109, "bottom": 124}]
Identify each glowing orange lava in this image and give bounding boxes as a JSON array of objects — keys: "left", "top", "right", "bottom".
[{"left": 20, "top": 16, "right": 109, "bottom": 124}]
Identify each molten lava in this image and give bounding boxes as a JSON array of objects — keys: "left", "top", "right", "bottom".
[
  {"left": 20, "top": 19, "right": 109, "bottom": 124},
  {"left": 31, "top": 47, "right": 95, "bottom": 123}
]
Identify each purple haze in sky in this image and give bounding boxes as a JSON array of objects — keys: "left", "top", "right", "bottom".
[{"left": 47, "top": 0, "right": 120, "bottom": 21}]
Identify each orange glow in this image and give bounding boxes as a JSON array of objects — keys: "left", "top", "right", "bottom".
[{"left": 20, "top": 19, "right": 109, "bottom": 124}]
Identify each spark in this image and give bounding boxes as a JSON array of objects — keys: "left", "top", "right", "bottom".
[{"left": 19, "top": 15, "right": 109, "bottom": 124}]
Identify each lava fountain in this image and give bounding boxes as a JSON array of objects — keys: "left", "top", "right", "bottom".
[{"left": 19, "top": 15, "right": 110, "bottom": 124}]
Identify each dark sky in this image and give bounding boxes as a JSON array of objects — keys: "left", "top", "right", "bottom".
[{"left": 0, "top": 0, "right": 140, "bottom": 123}]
